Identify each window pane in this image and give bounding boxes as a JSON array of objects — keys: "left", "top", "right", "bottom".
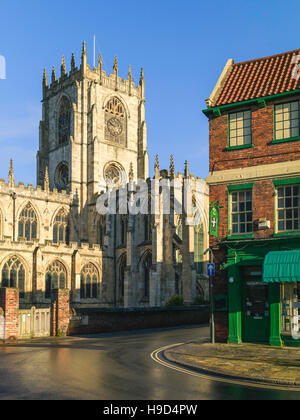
[
  {"left": 53, "top": 225, "right": 58, "bottom": 244},
  {"left": 59, "top": 273, "right": 65, "bottom": 290},
  {"left": 80, "top": 275, "right": 85, "bottom": 299},
  {"left": 277, "top": 185, "right": 300, "bottom": 232},
  {"left": 229, "top": 111, "right": 251, "bottom": 146},
  {"left": 232, "top": 224, "right": 238, "bottom": 234},
  {"left": 1, "top": 267, "right": 8, "bottom": 288},
  {"left": 31, "top": 222, "right": 37, "bottom": 239},
  {"left": 59, "top": 226, "right": 64, "bottom": 242},
  {"left": 19, "top": 268, "right": 25, "bottom": 299},
  {"left": 10, "top": 269, "right": 17, "bottom": 288},
  {"left": 231, "top": 189, "right": 252, "bottom": 235},
  {"left": 86, "top": 275, "right": 91, "bottom": 298},
  {"left": 45, "top": 274, "right": 51, "bottom": 299}
]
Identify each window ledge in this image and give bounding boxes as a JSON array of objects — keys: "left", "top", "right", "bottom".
[
  {"left": 227, "top": 234, "right": 254, "bottom": 240},
  {"left": 274, "top": 232, "right": 300, "bottom": 237},
  {"left": 225, "top": 144, "right": 253, "bottom": 151},
  {"left": 272, "top": 136, "right": 300, "bottom": 144}
]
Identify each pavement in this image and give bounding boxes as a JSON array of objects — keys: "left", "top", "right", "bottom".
[{"left": 164, "top": 340, "right": 300, "bottom": 388}]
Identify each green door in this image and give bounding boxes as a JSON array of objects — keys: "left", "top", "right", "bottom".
[{"left": 241, "top": 266, "right": 270, "bottom": 343}]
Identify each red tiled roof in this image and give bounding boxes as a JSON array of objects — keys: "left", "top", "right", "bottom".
[{"left": 215, "top": 49, "right": 300, "bottom": 107}]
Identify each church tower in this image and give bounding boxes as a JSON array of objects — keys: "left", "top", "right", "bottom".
[{"left": 38, "top": 42, "right": 149, "bottom": 241}]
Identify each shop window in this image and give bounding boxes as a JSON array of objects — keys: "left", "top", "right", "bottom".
[
  {"left": 228, "top": 110, "right": 252, "bottom": 147},
  {"left": 230, "top": 190, "right": 253, "bottom": 235},
  {"left": 281, "top": 283, "right": 300, "bottom": 336},
  {"left": 274, "top": 101, "right": 299, "bottom": 140},
  {"left": 277, "top": 185, "right": 300, "bottom": 232}
]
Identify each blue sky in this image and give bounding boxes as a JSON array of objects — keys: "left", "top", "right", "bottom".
[{"left": 0, "top": 0, "right": 299, "bottom": 185}]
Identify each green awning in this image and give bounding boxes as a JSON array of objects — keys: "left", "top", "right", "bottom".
[{"left": 263, "top": 250, "right": 300, "bottom": 283}]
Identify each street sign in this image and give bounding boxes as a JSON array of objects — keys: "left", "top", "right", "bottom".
[{"left": 207, "top": 263, "right": 215, "bottom": 277}]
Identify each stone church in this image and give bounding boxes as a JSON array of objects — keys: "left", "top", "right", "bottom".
[{"left": 0, "top": 43, "right": 209, "bottom": 336}]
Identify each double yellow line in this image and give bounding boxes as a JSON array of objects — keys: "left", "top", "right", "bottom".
[{"left": 151, "top": 343, "right": 300, "bottom": 392}]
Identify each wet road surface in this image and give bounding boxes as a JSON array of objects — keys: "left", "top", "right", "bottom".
[{"left": 0, "top": 325, "right": 299, "bottom": 400}]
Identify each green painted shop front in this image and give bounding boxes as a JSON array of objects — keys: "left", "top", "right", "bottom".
[{"left": 225, "top": 237, "right": 300, "bottom": 347}]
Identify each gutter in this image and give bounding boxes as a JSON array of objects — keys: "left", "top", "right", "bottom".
[{"left": 202, "top": 88, "right": 300, "bottom": 118}]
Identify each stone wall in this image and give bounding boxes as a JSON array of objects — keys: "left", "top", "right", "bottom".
[{"left": 69, "top": 306, "right": 209, "bottom": 335}]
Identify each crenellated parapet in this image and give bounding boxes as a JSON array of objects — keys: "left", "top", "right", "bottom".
[
  {"left": 42, "top": 42, "right": 145, "bottom": 101},
  {"left": 0, "top": 178, "right": 73, "bottom": 204}
]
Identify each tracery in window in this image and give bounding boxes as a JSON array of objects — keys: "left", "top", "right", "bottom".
[
  {"left": 105, "top": 97, "right": 125, "bottom": 117},
  {"left": 104, "top": 164, "right": 121, "bottom": 186},
  {"left": 80, "top": 264, "right": 98, "bottom": 299},
  {"left": 18, "top": 203, "right": 37, "bottom": 241},
  {"left": 58, "top": 97, "right": 71, "bottom": 146},
  {"left": 45, "top": 260, "right": 66, "bottom": 299},
  {"left": 1, "top": 257, "right": 25, "bottom": 298},
  {"left": 53, "top": 209, "right": 69, "bottom": 244}
]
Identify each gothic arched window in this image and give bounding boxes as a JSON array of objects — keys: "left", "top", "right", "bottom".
[
  {"left": 1, "top": 257, "right": 25, "bottom": 298},
  {"left": 18, "top": 203, "right": 38, "bottom": 241},
  {"left": 53, "top": 209, "right": 69, "bottom": 244},
  {"left": 104, "top": 162, "right": 126, "bottom": 188},
  {"left": 58, "top": 97, "right": 71, "bottom": 146},
  {"left": 143, "top": 253, "right": 152, "bottom": 299},
  {"left": 45, "top": 260, "right": 66, "bottom": 299},
  {"left": 80, "top": 264, "right": 98, "bottom": 299},
  {"left": 105, "top": 97, "right": 127, "bottom": 146}
]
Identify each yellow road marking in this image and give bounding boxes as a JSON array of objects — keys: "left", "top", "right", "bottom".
[{"left": 150, "top": 343, "right": 300, "bottom": 392}]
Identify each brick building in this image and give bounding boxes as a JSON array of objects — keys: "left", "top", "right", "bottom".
[{"left": 204, "top": 49, "right": 300, "bottom": 347}]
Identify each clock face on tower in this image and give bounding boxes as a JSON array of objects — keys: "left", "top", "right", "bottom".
[{"left": 107, "top": 117, "right": 123, "bottom": 137}]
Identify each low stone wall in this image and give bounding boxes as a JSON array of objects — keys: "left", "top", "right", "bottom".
[{"left": 69, "top": 306, "right": 209, "bottom": 335}]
